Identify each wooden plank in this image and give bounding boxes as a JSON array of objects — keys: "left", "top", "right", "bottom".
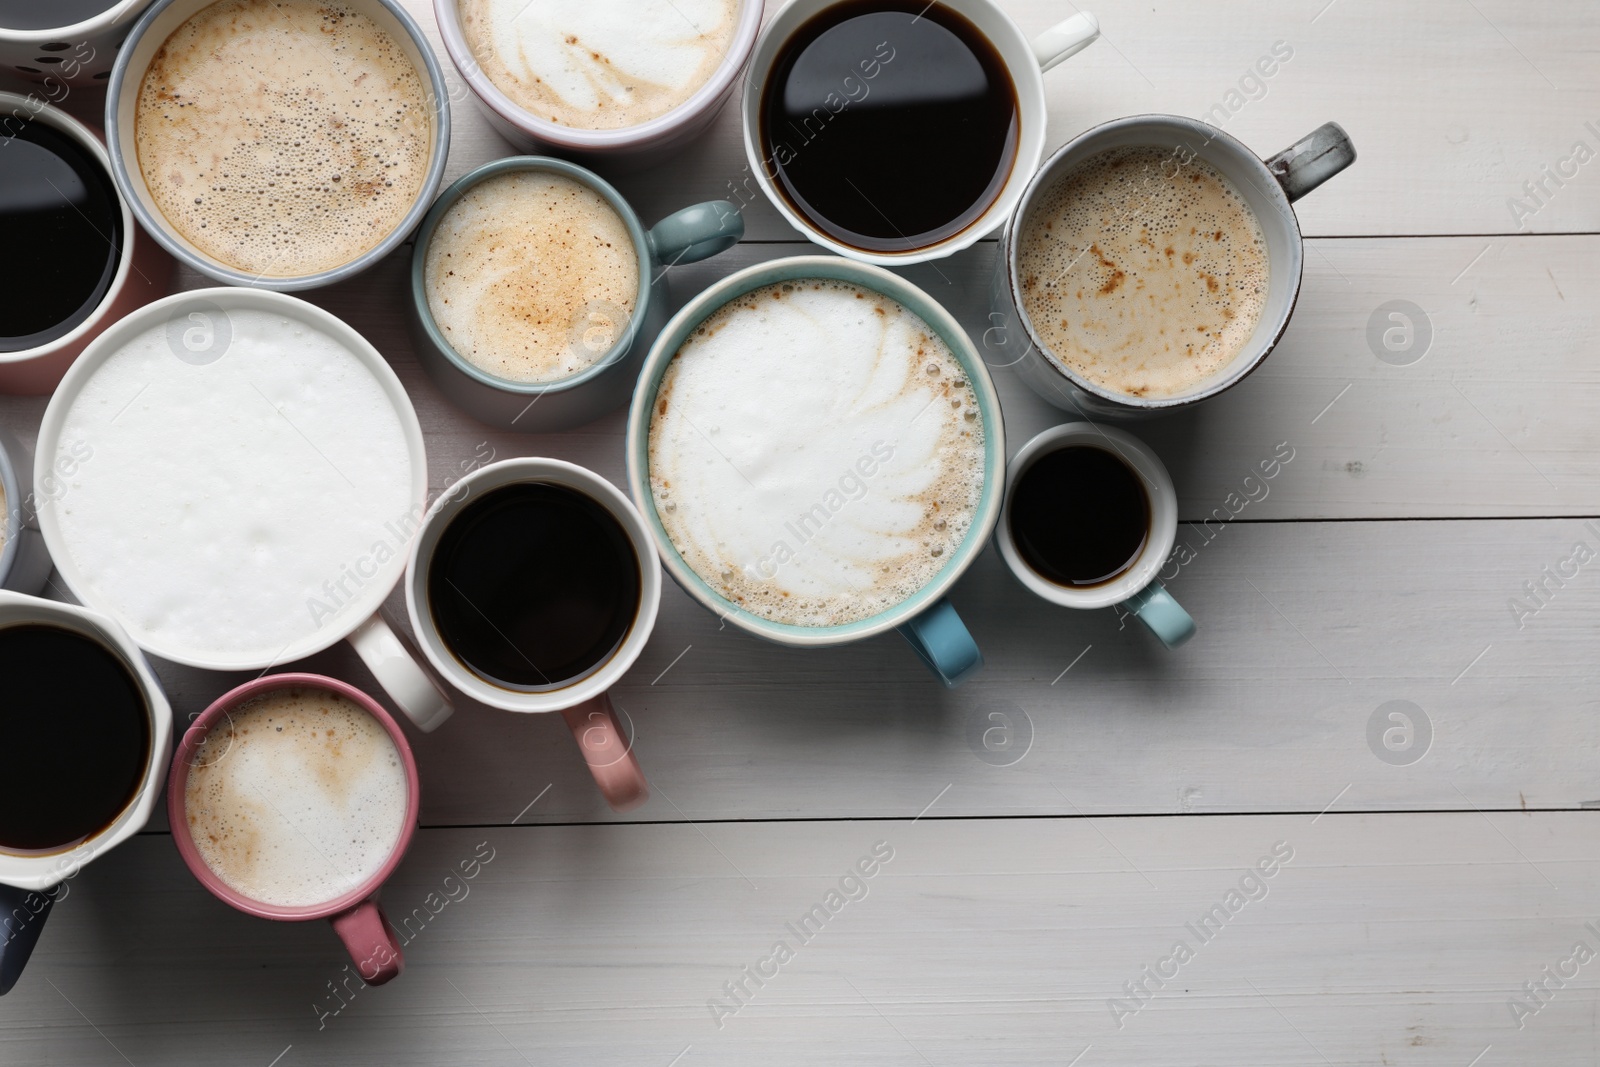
[{"left": 2, "top": 815, "right": 1595, "bottom": 1064}]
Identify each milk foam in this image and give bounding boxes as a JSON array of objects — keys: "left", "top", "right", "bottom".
[
  {"left": 1018, "top": 146, "right": 1270, "bottom": 398},
  {"left": 184, "top": 688, "right": 408, "bottom": 908},
  {"left": 424, "top": 171, "right": 639, "bottom": 384},
  {"left": 135, "top": 0, "right": 432, "bottom": 278},
  {"left": 51, "top": 306, "right": 414, "bottom": 662},
  {"left": 648, "top": 280, "right": 986, "bottom": 628},
  {"left": 460, "top": 0, "right": 739, "bottom": 130}
]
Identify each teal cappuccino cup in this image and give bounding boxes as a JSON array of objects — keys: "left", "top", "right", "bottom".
[{"left": 624, "top": 256, "right": 1005, "bottom": 686}]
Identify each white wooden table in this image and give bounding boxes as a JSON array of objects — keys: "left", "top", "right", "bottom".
[{"left": 3, "top": 1, "right": 1599, "bottom": 1063}]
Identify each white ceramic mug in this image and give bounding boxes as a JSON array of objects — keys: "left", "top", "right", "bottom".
[
  {"left": 739, "top": 0, "right": 1099, "bottom": 265},
  {"left": 0, "top": 1, "right": 156, "bottom": 86},
  {"left": 0, "top": 93, "right": 173, "bottom": 395},
  {"left": 0, "top": 591, "right": 173, "bottom": 995},
  {"left": 406, "top": 458, "right": 659, "bottom": 812},
  {"left": 34, "top": 288, "right": 453, "bottom": 733},
  {"left": 995, "top": 422, "right": 1195, "bottom": 648}
]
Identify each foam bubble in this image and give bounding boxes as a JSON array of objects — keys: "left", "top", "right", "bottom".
[
  {"left": 184, "top": 687, "right": 408, "bottom": 908},
  {"left": 134, "top": 0, "right": 433, "bottom": 278},
  {"left": 460, "top": 0, "right": 739, "bottom": 130},
  {"left": 51, "top": 307, "right": 414, "bottom": 662},
  {"left": 424, "top": 171, "right": 639, "bottom": 384},
  {"left": 1017, "top": 146, "right": 1270, "bottom": 398},
  {"left": 647, "top": 279, "right": 986, "bottom": 628}
]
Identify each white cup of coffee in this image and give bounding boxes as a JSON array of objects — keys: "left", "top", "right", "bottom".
[
  {"left": 434, "top": 0, "right": 764, "bottom": 162},
  {"left": 405, "top": 458, "right": 659, "bottom": 812},
  {"left": 739, "top": 0, "right": 1099, "bottom": 265},
  {"left": 104, "top": 0, "right": 451, "bottom": 290},
  {"left": 34, "top": 287, "right": 453, "bottom": 733},
  {"left": 995, "top": 422, "right": 1195, "bottom": 648},
  {"left": 988, "top": 114, "right": 1356, "bottom": 417}
]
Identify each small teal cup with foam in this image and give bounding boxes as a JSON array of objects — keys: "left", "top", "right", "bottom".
[
  {"left": 994, "top": 422, "right": 1197, "bottom": 649},
  {"left": 623, "top": 256, "right": 1005, "bottom": 687}
]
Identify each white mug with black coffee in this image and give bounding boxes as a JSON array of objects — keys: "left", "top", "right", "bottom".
[{"left": 989, "top": 114, "right": 1355, "bottom": 417}]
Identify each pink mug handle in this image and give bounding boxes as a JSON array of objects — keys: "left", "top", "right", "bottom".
[
  {"left": 330, "top": 899, "right": 404, "bottom": 985},
  {"left": 561, "top": 693, "right": 650, "bottom": 812}
]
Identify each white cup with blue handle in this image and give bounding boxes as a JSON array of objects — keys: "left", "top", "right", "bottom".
[{"left": 995, "top": 422, "right": 1195, "bottom": 648}]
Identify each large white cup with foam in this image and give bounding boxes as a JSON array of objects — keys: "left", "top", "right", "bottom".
[{"left": 34, "top": 288, "right": 453, "bottom": 733}]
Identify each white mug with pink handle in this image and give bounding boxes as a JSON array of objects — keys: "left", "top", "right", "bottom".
[{"left": 406, "top": 458, "right": 657, "bottom": 812}]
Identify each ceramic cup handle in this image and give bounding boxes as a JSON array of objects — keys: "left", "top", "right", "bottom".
[
  {"left": 331, "top": 899, "right": 404, "bottom": 986},
  {"left": 898, "top": 597, "right": 985, "bottom": 687},
  {"left": 1265, "top": 122, "right": 1357, "bottom": 203},
  {"left": 1032, "top": 12, "right": 1100, "bottom": 72},
  {"left": 0, "top": 885, "right": 54, "bottom": 996},
  {"left": 646, "top": 200, "right": 744, "bottom": 267},
  {"left": 348, "top": 615, "right": 454, "bottom": 733},
  {"left": 561, "top": 693, "right": 650, "bottom": 813},
  {"left": 1119, "top": 582, "right": 1197, "bottom": 649}
]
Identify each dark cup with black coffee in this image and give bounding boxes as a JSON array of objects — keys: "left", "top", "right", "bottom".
[
  {"left": 405, "top": 458, "right": 660, "bottom": 812},
  {"left": 0, "top": 592, "right": 173, "bottom": 995},
  {"left": 995, "top": 423, "right": 1196, "bottom": 649}
]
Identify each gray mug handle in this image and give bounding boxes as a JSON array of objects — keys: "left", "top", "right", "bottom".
[
  {"left": 1264, "top": 122, "right": 1356, "bottom": 203},
  {"left": 0, "top": 884, "right": 54, "bottom": 995}
]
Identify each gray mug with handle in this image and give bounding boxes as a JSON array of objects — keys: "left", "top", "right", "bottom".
[
  {"left": 988, "top": 115, "right": 1356, "bottom": 418},
  {"left": 408, "top": 157, "right": 743, "bottom": 432}
]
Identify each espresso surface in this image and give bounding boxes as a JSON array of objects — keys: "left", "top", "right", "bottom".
[
  {"left": 1010, "top": 446, "right": 1149, "bottom": 587},
  {"left": 430, "top": 482, "right": 640, "bottom": 689},
  {"left": 0, "top": 0, "right": 118, "bottom": 30},
  {"left": 135, "top": 0, "right": 432, "bottom": 277},
  {"left": 424, "top": 171, "right": 639, "bottom": 383},
  {"left": 460, "top": 0, "right": 740, "bottom": 129},
  {"left": 760, "top": 1, "right": 1016, "bottom": 253},
  {"left": 649, "top": 279, "right": 986, "bottom": 628},
  {"left": 0, "top": 624, "right": 150, "bottom": 854},
  {"left": 184, "top": 687, "right": 408, "bottom": 908},
  {"left": 0, "top": 116, "right": 121, "bottom": 353},
  {"left": 1018, "top": 145, "right": 1270, "bottom": 398}
]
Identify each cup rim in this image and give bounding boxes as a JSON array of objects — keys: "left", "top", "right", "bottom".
[
  {"left": 737, "top": 0, "right": 1046, "bottom": 266},
  {"left": 166, "top": 672, "right": 420, "bottom": 922},
  {"left": 624, "top": 254, "right": 1006, "bottom": 647},
  {"left": 0, "top": 92, "right": 138, "bottom": 368},
  {"left": 433, "top": 0, "right": 764, "bottom": 151},
  {"left": 1001, "top": 112, "right": 1304, "bottom": 410},
  {"left": 994, "top": 422, "right": 1178, "bottom": 609},
  {"left": 405, "top": 457, "right": 663, "bottom": 713},
  {"left": 408, "top": 155, "right": 654, "bottom": 399},
  {"left": 103, "top": 0, "right": 452, "bottom": 291},
  {"left": 0, "top": 591, "right": 173, "bottom": 892},
  {"left": 33, "top": 286, "right": 430, "bottom": 670},
  {"left": 0, "top": 0, "right": 148, "bottom": 38}
]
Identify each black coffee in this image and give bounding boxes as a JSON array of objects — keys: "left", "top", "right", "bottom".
[
  {"left": 0, "top": 115, "right": 122, "bottom": 353},
  {"left": 429, "top": 482, "right": 640, "bottom": 690},
  {"left": 0, "top": 625, "right": 150, "bottom": 853},
  {"left": 0, "top": 1, "right": 118, "bottom": 31},
  {"left": 1011, "top": 446, "right": 1149, "bottom": 587},
  {"left": 760, "top": 0, "right": 1017, "bottom": 253}
]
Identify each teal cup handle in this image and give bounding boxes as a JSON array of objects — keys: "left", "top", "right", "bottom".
[
  {"left": 1119, "top": 582, "right": 1196, "bottom": 649},
  {"left": 897, "top": 597, "right": 984, "bottom": 687},
  {"left": 647, "top": 200, "right": 744, "bottom": 266}
]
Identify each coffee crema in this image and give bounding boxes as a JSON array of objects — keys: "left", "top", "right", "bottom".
[
  {"left": 460, "top": 0, "right": 739, "bottom": 130},
  {"left": 184, "top": 687, "right": 408, "bottom": 908},
  {"left": 424, "top": 171, "right": 638, "bottom": 384},
  {"left": 648, "top": 279, "right": 985, "bottom": 628},
  {"left": 1018, "top": 146, "right": 1269, "bottom": 398},
  {"left": 51, "top": 307, "right": 414, "bottom": 663},
  {"left": 134, "top": 0, "right": 432, "bottom": 278}
]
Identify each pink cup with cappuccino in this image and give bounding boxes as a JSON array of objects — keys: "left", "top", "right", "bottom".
[{"left": 168, "top": 674, "right": 419, "bottom": 985}]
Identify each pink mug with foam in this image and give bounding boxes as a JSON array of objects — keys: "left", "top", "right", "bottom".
[{"left": 168, "top": 674, "right": 419, "bottom": 985}]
